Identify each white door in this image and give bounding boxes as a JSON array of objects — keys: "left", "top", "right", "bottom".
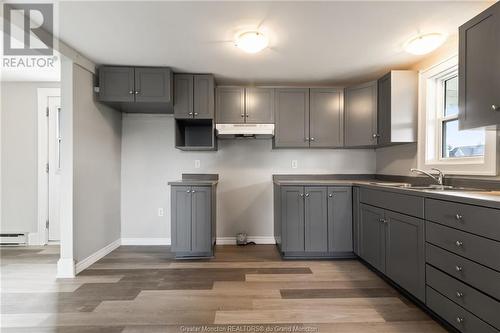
[{"left": 48, "top": 96, "right": 61, "bottom": 241}]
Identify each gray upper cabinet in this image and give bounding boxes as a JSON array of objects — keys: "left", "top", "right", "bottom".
[
  {"left": 359, "top": 203, "right": 386, "bottom": 273},
  {"left": 245, "top": 88, "right": 275, "bottom": 123},
  {"left": 344, "top": 81, "right": 378, "bottom": 147},
  {"left": 274, "top": 88, "right": 310, "bottom": 148},
  {"left": 304, "top": 187, "right": 328, "bottom": 253},
  {"left": 377, "top": 70, "right": 418, "bottom": 146},
  {"left": 216, "top": 87, "right": 245, "bottom": 123},
  {"left": 459, "top": 1, "right": 500, "bottom": 129},
  {"left": 328, "top": 187, "right": 353, "bottom": 253},
  {"left": 174, "top": 74, "right": 194, "bottom": 119},
  {"left": 134, "top": 67, "right": 173, "bottom": 103},
  {"left": 309, "top": 89, "right": 344, "bottom": 148},
  {"left": 280, "top": 186, "right": 305, "bottom": 253},
  {"left": 174, "top": 74, "right": 214, "bottom": 119},
  {"left": 99, "top": 66, "right": 135, "bottom": 103},
  {"left": 385, "top": 211, "right": 425, "bottom": 301}
]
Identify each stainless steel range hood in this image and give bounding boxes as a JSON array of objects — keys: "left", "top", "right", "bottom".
[{"left": 215, "top": 124, "right": 275, "bottom": 139}]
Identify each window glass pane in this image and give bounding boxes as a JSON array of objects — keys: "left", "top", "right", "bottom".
[
  {"left": 444, "top": 76, "right": 458, "bottom": 117},
  {"left": 442, "top": 120, "right": 485, "bottom": 158}
]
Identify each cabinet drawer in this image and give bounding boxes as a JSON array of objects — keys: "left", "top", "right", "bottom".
[
  {"left": 359, "top": 188, "right": 424, "bottom": 218},
  {"left": 426, "top": 265, "right": 500, "bottom": 329},
  {"left": 426, "top": 199, "right": 500, "bottom": 241},
  {"left": 426, "top": 222, "right": 500, "bottom": 271},
  {"left": 426, "top": 287, "right": 499, "bottom": 333},
  {"left": 426, "top": 243, "right": 500, "bottom": 300}
]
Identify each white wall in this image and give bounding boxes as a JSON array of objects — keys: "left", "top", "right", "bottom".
[
  {"left": 0, "top": 82, "right": 60, "bottom": 233},
  {"left": 72, "top": 65, "right": 122, "bottom": 262},
  {"left": 121, "top": 114, "right": 376, "bottom": 240}
]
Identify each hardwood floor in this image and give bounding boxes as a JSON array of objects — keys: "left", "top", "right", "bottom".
[{"left": 0, "top": 245, "right": 447, "bottom": 333}]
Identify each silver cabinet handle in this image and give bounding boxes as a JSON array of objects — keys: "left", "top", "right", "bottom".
[
  {"left": 379, "top": 218, "right": 387, "bottom": 223},
  {"left": 456, "top": 240, "right": 463, "bottom": 247},
  {"left": 188, "top": 112, "right": 193, "bottom": 115},
  {"left": 129, "top": 90, "right": 134, "bottom": 95},
  {"left": 456, "top": 291, "right": 464, "bottom": 298},
  {"left": 455, "top": 265, "right": 463, "bottom": 272},
  {"left": 310, "top": 137, "right": 315, "bottom": 141},
  {"left": 305, "top": 137, "right": 310, "bottom": 142},
  {"left": 305, "top": 193, "right": 310, "bottom": 197},
  {"left": 245, "top": 114, "right": 249, "bottom": 118},
  {"left": 491, "top": 104, "right": 500, "bottom": 111},
  {"left": 241, "top": 114, "right": 245, "bottom": 117},
  {"left": 134, "top": 91, "right": 140, "bottom": 95},
  {"left": 328, "top": 193, "right": 333, "bottom": 198},
  {"left": 194, "top": 113, "right": 198, "bottom": 116},
  {"left": 455, "top": 214, "right": 463, "bottom": 221},
  {"left": 191, "top": 190, "right": 196, "bottom": 193},
  {"left": 456, "top": 317, "right": 464, "bottom": 324},
  {"left": 372, "top": 133, "right": 380, "bottom": 138},
  {"left": 299, "top": 193, "right": 304, "bottom": 197},
  {"left": 186, "top": 190, "right": 191, "bottom": 193}
]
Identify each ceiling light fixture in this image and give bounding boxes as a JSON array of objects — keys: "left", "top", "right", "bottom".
[
  {"left": 235, "top": 31, "right": 269, "bottom": 54},
  {"left": 404, "top": 33, "right": 447, "bottom": 55}
]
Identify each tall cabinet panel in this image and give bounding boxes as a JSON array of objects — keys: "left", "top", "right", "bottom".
[
  {"left": 171, "top": 186, "right": 192, "bottom": 253},
  {"left": 281, "top": 186, "right": 305, "bottom": 252},
  {"left": 359, "top": 203, "right": 386, "bottom": 273},
  {"left": 304, "top": 187, "right": 328, "bottom": 252},
  {"left": 309, "top": 89, "right": 344, "bottom": 148},
  {"left": 344, "top": 81, "right": 378, "bottom": 147},
  {"left": 191, "top": 186, "right": 212, "bottom": 253},
  {"left": 174, "top": 74, "right": 194, "bottom": 119},
  {"left": 274, "top": 88, "right": 310, "bottom": 148},
  {"left": 193, "top": 75, "right": 215, "bottom": 119},
  {"left": 328, "top": 187, "right": 353, "bottom": 253},
  {"left": 459, "top": 1, "right": 500, "bottom": 129},
  {"left": 377, "top": 73, "right": 392, "bottom": 146}
]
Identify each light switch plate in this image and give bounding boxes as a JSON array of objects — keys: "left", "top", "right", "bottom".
[
  {"left": 158, "top": 208, "right": 164, "bottom": 217},
  {"left": 194, "top": 160, "right": 201, "bottom": 168},
  {"left": 291, "top": 160, "right": 298, "bottom": 169}
]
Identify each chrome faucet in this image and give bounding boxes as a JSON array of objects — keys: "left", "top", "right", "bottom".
[{"left": 410, "top": 168, "right": 444, "bottom": 185}]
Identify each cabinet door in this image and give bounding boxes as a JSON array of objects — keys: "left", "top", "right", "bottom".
[
  {"left": 99, "top": 66, "right": 135, "bottom": 102},
  {"left": 281, "top": 186, "right": 305, "bottom": 252},
  {"left": 171, "top": 186, "right": 192, "bottom": 252},
  {"left": 385, "top": 211, "right": 425, "bottom": 301},
  {"left": 274, "top": 88, "right": 310, "bottom": 148},
  {"left": 191, "top": 186, "right": 212, "bottom": 253},
  {"left": 327, "top": 187, "right": 353, "bottom": 253},
  {"left": 215, "top": 87, "right": 245, "bottom": 123},
  {"left": 174, "top": 74, "right": 194, "bottom": 119},
  {"left": 352, "top": 187, "right": 360, "bottom": 255},
  {"left": 134, "top": 67, "right": 172, "bottom": 103},
  {"left": 194, "top": 75, "right": 215, "bottom": 119},
  {"left": 309, "top": 88, "right": 344, "bottom": 148},
  {"left": 359, "top": 204, "right": 386, "bottom": 273},
  {"left": 459, "top": 2, "right": 500, "bottom": 129},
  {"left": 377, "top": 73, "right": 391, "bottom": 146},
  {"left": 304, "top": 187, "right": 328, "bottom": 253},
  {"left": 344, "top": 82, "right": 378, "bottom": 147},
  {"left": 245, "top": 88, "right": 275, "bottom": 123}
]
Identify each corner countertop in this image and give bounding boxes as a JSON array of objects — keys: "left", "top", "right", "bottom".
[
  {"left": 168, "top": 173, "right": 219, "bottom": 186},
  {"left": 273, "top": 175, "right": 500, "bottom": 210}
]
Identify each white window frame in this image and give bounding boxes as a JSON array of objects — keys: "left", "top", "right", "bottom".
[{"left": 417, "top": 55, "right": 497, "bottom": 176}]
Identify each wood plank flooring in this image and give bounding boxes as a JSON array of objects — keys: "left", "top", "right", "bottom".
[{"left": 0, "top": 245, "right": 447, "bottom": 332}]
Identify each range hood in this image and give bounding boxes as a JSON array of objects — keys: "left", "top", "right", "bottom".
[{"left": 216, "top": 124, "right": 275, "bottom": 139}]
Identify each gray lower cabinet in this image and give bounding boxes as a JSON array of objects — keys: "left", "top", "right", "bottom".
[
  {"left": 359, "top": 203, "right": 386, "bottom": 273},
  {"left": 344, "top": 81, "right": 378, "bottom": 147},
  {"left": 276, "top": 185, "right": 353, "bottom": 258},
  {"left": 171, "top": 185, "right": 215, "bottom": 258},
  {"left": 459, "top": 1, "right": 500, "bottom": 129},
  {"left": 174, "top": 74, "right": 214, "bottom": 119},
  {"left": 385, "top": 211, "right": 425, "bottom": 301},
  {"left": 274, "top": 88, "right": 310, "bottom": 148}
]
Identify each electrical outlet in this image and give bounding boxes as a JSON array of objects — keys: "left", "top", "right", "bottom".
[
  {"left": 194, "top": 160, "right": 201, "bottom": 168},
  {"left": 158, "top": 208, "right": 164, "bottom": 217},
  {"left": 291, "top": 160, "right": 298, "bottom": 169}
]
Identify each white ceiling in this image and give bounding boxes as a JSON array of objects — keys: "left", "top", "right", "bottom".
[{"left": 58, "top": 1, "right": 492, "bottom": 85}]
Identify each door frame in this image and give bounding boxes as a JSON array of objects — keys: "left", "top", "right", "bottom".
[{"left": 31, "top": 88, "right": 61, "bottom": 245}]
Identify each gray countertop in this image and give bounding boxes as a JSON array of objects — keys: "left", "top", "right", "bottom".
[
  {"left": 168, "top": 173, "right": 219, "bottom": 186},
  {"left": 273, "top": 176, "right": 500, "bottom": 210}
]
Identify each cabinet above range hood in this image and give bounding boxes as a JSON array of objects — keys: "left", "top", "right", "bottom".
[{"left": 215, "top": 124, "right": 275, "bottom": 139}]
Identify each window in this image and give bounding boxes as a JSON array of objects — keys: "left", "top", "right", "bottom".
[
  {"left": 438, "top": 75, "right": 485, "bottom": 159},
  {"left": 418, "top": 56, "right": 497, "bottom": 176}
]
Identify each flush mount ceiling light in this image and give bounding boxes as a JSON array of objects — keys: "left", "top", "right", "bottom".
[
  {"left": 404, "top": 33, "right": 447, "bottom": 55},
  {"left": 234, "top": 31, "right": 269, "bottom": 54}
]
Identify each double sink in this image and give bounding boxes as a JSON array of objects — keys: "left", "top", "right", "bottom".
[{"left": 369, "top": 182, "right": 491, "bottom": 192}]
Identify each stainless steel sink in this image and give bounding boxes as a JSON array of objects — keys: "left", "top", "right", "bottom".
[{"left": 370, "top": 183, "right": 490, "bottom": 192}]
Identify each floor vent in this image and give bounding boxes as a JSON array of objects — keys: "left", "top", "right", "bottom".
[{"left": 0, "top": 234, "right": 27, "bottom": 245}]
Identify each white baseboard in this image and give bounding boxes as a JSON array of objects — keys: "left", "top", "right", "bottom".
[
  {"left": 57, "top": 258, "right": 75, "bottom": 278},
  {"left": 121, "top": 238, "right": 171, "bottom": 245},
  {"left": 216, "top": 236, "right": 276, "bottom": 245},
  {"left": 75, "top": 239, "right": 121, "bottom": 274}
]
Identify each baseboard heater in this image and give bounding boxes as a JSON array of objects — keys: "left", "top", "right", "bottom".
[{"left": 0, "top": 234, "right": 27, "bottom": 245}]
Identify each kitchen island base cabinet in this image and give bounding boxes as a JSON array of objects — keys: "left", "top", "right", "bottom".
[
  {"left": 275, "top": 185, "right": 353, "bottom": 258},
  {"left": 171, "top": 186, "right": 216, "bottom": 258}
]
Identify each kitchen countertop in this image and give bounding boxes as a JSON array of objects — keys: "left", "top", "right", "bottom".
[
  {"left": 273, "top": 176, "right": 500, "bottom": 210},
  {"left": 168, "top": 173, "right": 218, "bottom": 186}
]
